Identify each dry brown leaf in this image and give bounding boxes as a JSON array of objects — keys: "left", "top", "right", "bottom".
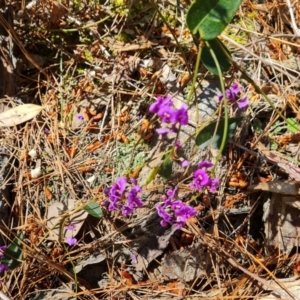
[
  {"left": 50, "top": 1, "right": 68, "bottom": 25},
  {"left": 46, "top": 199, "right": 88, "bottom": 241},
  {"left": 0, "top": 104, "right": 44, "bottom": 127}
]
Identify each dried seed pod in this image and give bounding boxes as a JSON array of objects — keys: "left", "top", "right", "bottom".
[
  {"left": 77, "top": 165, "right": 93, "bottom": 172},
  {"left": 20, "top": 149, "right": 28, "bottom": 161},
  {"left": 44, "top": 186, "right": 53, "bottom": 201},
  {"left": 86, "top": 141, "right": 102, "bottom": 152}
]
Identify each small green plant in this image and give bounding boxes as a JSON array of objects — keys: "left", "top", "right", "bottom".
[{"left": 102, "top": 0, "right": 249, "bottom": 229}]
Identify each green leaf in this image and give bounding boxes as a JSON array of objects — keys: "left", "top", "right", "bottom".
[
  {"left": 186, "top": 0, "right": 243, "bottom": 40},
  {"left": 196, "top": 117, "right": 243, "bottom": 150},
  {"left": 251, "top": 118, "right": 263, "bottom": 134},
  {"left": 84, "top": 201, "right": 103, "bottom": 219},
  {"left": 270, "top": 141, "right": 278, "bottom": 150},
  {"left": 201, "top": 38, "right": 232, "bottom": 75},
  {"left": 287, "top": 118, "right": 299, "bottom": 133},
  {"left": 146, "top": 165, "right": 160, "bottom": 185},
  {"left": 158, "top": 154, "right": 172, "bottom": 181},
  {"left": 273, "top": 121, "right": 284, "bottom": 133},
  {"left": 2, "top": 233, "right": 23, "bottom": 270}
]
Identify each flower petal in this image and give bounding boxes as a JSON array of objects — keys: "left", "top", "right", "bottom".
[
  {"left": 181, "top": 159, "right": 190, "bottom": 167},
  {"left": 156, "top": 127, "right": 171, "bottom": 136},
  {"left": 238, "top": 97, "right": 249, "bottom": 109},
  {"left": 231, "top": 82, "right": 242, "bottom": 94},
  {"left": 149, "top": 95, "right": 173, "bottom": 114},
  {"left": 116, "top": 176, "right": 127, "bottom": 193},
  {"left": 198, "top": 160, "right": 213, "bottom": 169},
  {"left": 157, "top": 105, "right": 178, "bottom": 124},
  {"left": 65, "top": 224, "right": 76, "bottom": 231},
  {"left": 175, "top": 103, "right": 189, "bottom": 125},
  {"left": 66, "top": 237, "right": 77, "bottom": 246},
  {"left": 0, "top": 264, "right": 8, "bottom": 275}
]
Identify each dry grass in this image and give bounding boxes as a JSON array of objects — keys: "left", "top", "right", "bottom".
[{"left": 0, "top": 0, "right": 300, "bottom": 299}]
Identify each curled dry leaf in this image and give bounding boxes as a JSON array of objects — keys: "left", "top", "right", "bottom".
[{"left": 0, "top": 104, "right": 44, "bottom": 127}]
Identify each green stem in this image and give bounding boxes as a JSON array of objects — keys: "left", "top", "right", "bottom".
[
  {"left": 187, "top": 42, "right": 203, "bottom": 105},
  {"left": 47, "top": 15, "right": 112, "bottom": 33},
  {"left": 204, "top": 40, "right": 226, "bottom": 173},
  {"left": 60, "top": 217, "right": 78, "bottom": 298}
]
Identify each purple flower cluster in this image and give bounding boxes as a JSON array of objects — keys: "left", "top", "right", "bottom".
[
  {"left": 190, "top": 160, "right": 219, "bottom": 192},
  {"left": 104, "top": 177, "right": 143, "bottom": 215},
  {"left": 65, "top": 224, "right": 77, "bottom": 247},
  {"left": 156, "top": 187, "right": 197, "bottom": 229},
  {"left": 149, "top": 95, "right": 189, "bottom": 137},
  {"left": 0, "top": 245, "right": 8, "bottom": 276},
  {"left": 218, "top": 82, "right": 249, "bottom": 109}
]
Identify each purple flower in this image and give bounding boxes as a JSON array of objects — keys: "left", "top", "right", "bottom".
[
  {"left": 156, "top": 203, "right": 172, "bottom": 226},
  {"left": 225, "top": 89, "right": 236, "bottom": 102},
  {"left": 65, "top": 237, "right": 77, "bottom": 247},
  {"left": 225, "top": 83, "right": 241, "bottom": 101},
  {"left": 131, "top": 254, "right": 137, "bottom": 264},
  {"left": 131, "top": 178, "right": 138, "bottom": 185},
  {"left": 123, "top": 185, "right": 143, "bottom": 215},
  {"left": 231, "top": 82, "right": 242, "bottom": 94},
  {"left": 114, "top": 176, "right": 127, "bottom": 194},
  {"left": 149, "top": 95, "right": 190, "bottom": 136},
  {"left": 198, "top": 160, "right": 213, "bottom": 169},
  {"left": 104, "top": 177, "right": 127, "bottom": 211},
  {"left": 166, "top": 187, "right": 178, "bottom": 200},
  {"left": 191, "top": 169, "right": 210, "bottom": 190},
  {"left": 172, "top": 202, "right": 197, "bottom": 229},
  {"left": 44, "top": 127, "right": 50, "bottom": 134},
  {"left": 122, "top": 204, "right": 134, "bottom": 215},
  {"left": 0, "top": 264, "right": 8, "bottom": 275},
  {"left": 218, "top": 83, "right": 247, "bottom": 110},
  {"left": 77, "top": 113, "right": 84, "bottom": 121},
  {"left": 104, "top": 176, "right": 143, "bottom": 215},
  {"left": 157, "top": 105, "right": 177, "bottom": 124},
  {"left": 181, "top": 159, "right": 190, "bottom": 168},
  {"left": 65, "top": 224, "right": 76, "bottom": 231},
  {"left": 237, "top": 97, "right": 249, "bottom": 109},
  {"left": 174, "top": 103, "right": 189, "bottom": 125},
  {"left": 175, "top": 140, "right": 181, "bottom": 149},
  {"left": 208, "top": 178, "right": 219, "bottom": 193},
  {"left": 107, "top": 198, "right": 119, "bottom": 211},
  {"left": 156, "top": 188, "right": 197, "bottom": 229},
  {"left": 149, "top": 95, "right": 172, "bottom": 114},
  {"left": 156, "top": 127, "right": 171, "bottom": 136}
]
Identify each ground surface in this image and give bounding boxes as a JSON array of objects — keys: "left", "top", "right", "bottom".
[{"left": 1, "top": 0, "right": 300, "bottom": 299}]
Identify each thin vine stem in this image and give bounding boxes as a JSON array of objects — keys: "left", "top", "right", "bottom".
[{"left": 203, "top": 40, "right": 226, "bottom": 173}]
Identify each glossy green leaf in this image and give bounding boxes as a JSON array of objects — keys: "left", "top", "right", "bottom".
[
  {"left": 158, "top": 154, "right": 172, "bottom": 181},
  {"left": 146, "top": 165, "right": 160, "bottom": 185},
  {"left": 84, "top": 201, "right": 103, "bottom": 219},
  {"left": 186, "top": 0, "right": 243, "bottom": 40},
  {"left": 201, "top": 38, "right": 232, "bottom": 75},
  {"left": 2, "top": 233, "right": 23, "bottom": 270},
  {"left": 196, "top": 117, "right": 243, "bottom": 150},
  {"left": 251, "top": 118, "right": 263, "bottom": 134}
]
